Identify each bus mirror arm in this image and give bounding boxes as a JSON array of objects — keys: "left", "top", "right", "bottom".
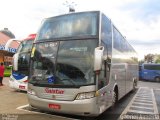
[
  {"left": 103, "top": 56, "right": 107, "bottom": 61},
  {"left": 13, "top": 53, "right": 19, "bottom": 71},
  {"left": 94, "top": 46, "right": 104, "bottom": 72}
]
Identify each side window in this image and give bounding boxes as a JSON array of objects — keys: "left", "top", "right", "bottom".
[
  {"left": 113, "top": 27, "right": 121, "bottom": 51},
  {"left": 101, "top": 14, "right": 112, "bottom": 57}
]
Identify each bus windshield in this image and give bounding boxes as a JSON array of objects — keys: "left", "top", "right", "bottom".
[
  {"left": 14, "top": 40, "right": 34, "bottom": 76},
  {"left": 17, "top": 40, "right": 33, "bottom": 53},
  {"left": 29, "top": 40, "right": 98, "bottom": 87},
  {"left": 15, "top": 52, "right": 31, "bottom": 76},
  {"left": 36, "top": 12, "right": 98, "bottom": 40}
]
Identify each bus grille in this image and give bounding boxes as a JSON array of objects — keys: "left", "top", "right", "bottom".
[{"left": 37, "top": 93, "right": 75, "bottom": 101}]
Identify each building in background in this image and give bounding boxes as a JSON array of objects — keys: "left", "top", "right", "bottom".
[{"left": 0, "top": 28, "right": 19, "bottom": 65}]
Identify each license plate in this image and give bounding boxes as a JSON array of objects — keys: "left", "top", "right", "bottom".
[
  {"left": 48, "top": 104, "right": 61, "bottom": 109},
  {"left": 19, "top": 85, "right": 25, "bottom": 89}
]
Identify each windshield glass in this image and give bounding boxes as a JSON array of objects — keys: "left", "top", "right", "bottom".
[
  {"left": 36, "top": 12, "right": 98, "bottom": 40},
  {"left": 17, "top": 40, "right": 33, "bottom": 53},
  {"left": 13, "top": 52, "right": 30, "bottom": 76},
  {"left": 29, "top": 40, "right": 98, "bottom": 87},
  {"left": 14, "top": 40, "right": 34, "bottom": 76}
]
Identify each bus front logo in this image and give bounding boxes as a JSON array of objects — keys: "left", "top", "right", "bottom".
[{"left": 45, "top": 88, "right": 64, "bottom": 94}]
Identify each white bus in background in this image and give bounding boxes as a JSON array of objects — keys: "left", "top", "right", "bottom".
[
  {"left": 6, "top": 34, "right": 36, "bottom": 91},
  {"left": 27, "top": 11, "right": 138, "bottom": 116}
]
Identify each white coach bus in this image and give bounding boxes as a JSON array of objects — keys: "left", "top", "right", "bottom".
[
  {"left": 27, "top": 11, "right": 138, "bottom": 116},
  {"left": 9, "top": 34, "right": 36, "bottom": 91}
]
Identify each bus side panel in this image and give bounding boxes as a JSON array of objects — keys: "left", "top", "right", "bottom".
[{"left": 142, "top": 69, "right": 157, "bottom": 81}]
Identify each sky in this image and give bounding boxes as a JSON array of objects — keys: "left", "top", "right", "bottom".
[{"left": 0, "top": 0, "right": 160, "bottom": 60}]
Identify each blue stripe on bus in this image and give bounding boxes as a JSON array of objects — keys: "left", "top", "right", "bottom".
[{"left": 12, "top": 72, "right": 26, "bottom": 80}]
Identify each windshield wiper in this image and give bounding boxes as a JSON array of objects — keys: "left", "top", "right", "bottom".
[
  {"left": 60, "top": 78, "right": 76, "bottom": 85},
  {"left": 29, "top": 76, "right": 44, "bottom": 85}
]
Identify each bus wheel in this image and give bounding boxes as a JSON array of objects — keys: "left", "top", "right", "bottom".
[
  {"left": 155, "top": 77, "right": 160, "bottom": 82},
  {"left": 111, "top": 90, "right": 118, "bottom": 108},
  {"left": 132, "top": 81, "right": 136, "bottom": 91}
]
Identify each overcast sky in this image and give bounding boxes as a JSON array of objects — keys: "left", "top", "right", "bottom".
[{"left": 0, "top": 0, "right": 160, "bottom": 60}]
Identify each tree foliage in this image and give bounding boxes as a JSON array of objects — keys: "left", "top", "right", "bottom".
[{"left": 155, "top": 54, "right": 160, "bottom": 63}]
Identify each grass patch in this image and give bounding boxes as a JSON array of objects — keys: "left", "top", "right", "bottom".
[{"left": 4, "top": 67, "right": 11, "bottom": 77}]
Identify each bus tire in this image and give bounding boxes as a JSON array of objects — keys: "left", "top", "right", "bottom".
[
  {"left": 155, "top": 77, "right": 160, "bottom": 82},
  {"left": 132, "top": 81, "right": 136, "bottom": 92},
  {"left": 111, "top": 88, "right": 118, "bottom": 108}
]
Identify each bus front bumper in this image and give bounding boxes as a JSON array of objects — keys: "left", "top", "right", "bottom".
[
  {"left": 27, "top": 94, "right": 100, "bottom": 116},
  {"left": 9, "top": 78, "right": 27, "bottom": 91}
]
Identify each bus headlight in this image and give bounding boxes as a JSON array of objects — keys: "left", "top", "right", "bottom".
[
  {"left": 75, "top": 91, "right": 95, "bottom": 100},
  {"left": 27, "top": 89, "right": 36, "bottom": 96}
]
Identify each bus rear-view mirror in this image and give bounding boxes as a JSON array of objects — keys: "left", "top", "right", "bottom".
[
  {"left": 94, "top": 46, "right": 104, "bottom": 71},
  {"left": 13, "top": 53, "right": 19, "bottom": 71}
]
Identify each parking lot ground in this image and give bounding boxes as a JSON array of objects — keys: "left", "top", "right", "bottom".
[
  {"left": 0, "top": 78, "right": 28, "bottom": 114},
  {"left": 0, "top": 77, "right": 75, "bottom": 120}
]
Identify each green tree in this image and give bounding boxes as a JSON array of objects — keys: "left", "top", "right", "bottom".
[
  {"left": 144, "top": 54, "right": 154, "bottom": 63},
  {"left": 155, "top": 55, "right": 160, "bottom": 63}
]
